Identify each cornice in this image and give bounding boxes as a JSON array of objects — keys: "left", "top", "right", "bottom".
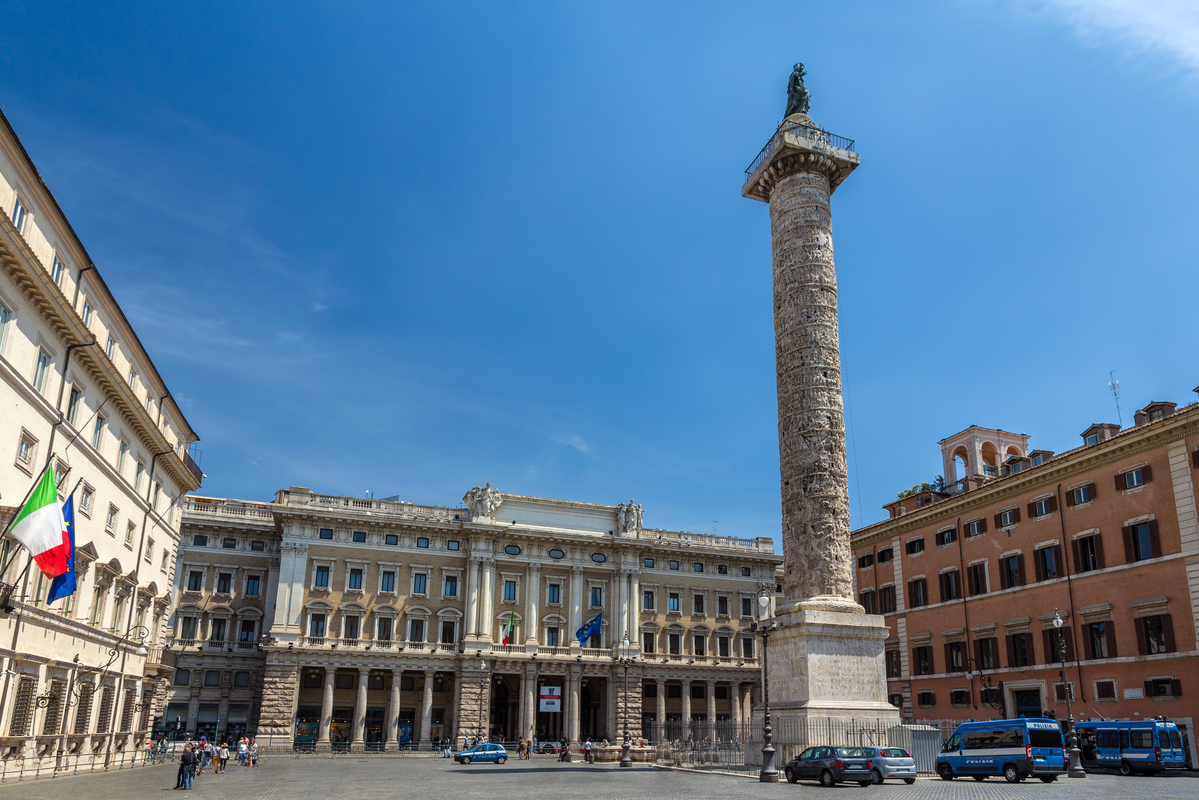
[{"left": 852, "top": 408, "right": 1199, "bottom": 547}]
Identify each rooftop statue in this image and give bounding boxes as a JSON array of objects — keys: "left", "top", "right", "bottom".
[{"left": 785, "top": 63, "right": 810, "bottom": 118}]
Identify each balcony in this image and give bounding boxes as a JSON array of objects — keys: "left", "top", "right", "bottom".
[{"left": 183, "top": 450, "right": 203, "bottom": 487}]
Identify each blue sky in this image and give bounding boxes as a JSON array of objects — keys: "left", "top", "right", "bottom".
[{"left": 2, "top": 2, "right": 1197, "bottom": 542}]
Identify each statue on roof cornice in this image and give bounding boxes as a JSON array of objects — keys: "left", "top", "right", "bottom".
[
  {"left": 616, "top": 499, "right": 642, "bottom": 534},
  {"left": 464, "top": 483, "right": 503, "bottom": 521}
]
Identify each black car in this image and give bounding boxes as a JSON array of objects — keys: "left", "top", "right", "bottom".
[{"left": 785, "top": 746, "right": 873, "bottom": 787}]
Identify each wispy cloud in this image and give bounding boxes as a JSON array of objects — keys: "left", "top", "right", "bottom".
[
  {"left": 1015, "top": 0, "right": 1199, "bottom": 72},
  {"left": 550, "top": 432, "right": 591, "bottom": 455}
]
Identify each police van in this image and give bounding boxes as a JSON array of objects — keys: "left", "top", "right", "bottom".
[
  {"left": 1075, "top": 718, "right": 1187, "bottom": 775},
  {"left": 937, "top": 718, "right": 1067, "bottom": 783}
]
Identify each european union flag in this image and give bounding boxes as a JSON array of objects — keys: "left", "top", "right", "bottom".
[
  {"left": 46, "top": 495, "right": 76, "bottom": 604},
  {"left": 576, "top": 611, "right": 602, "bottom": 646}
]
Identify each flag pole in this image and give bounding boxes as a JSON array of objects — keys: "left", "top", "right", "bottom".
[{"left": 0, "top": 455, "right": 59, "bottom": 579}]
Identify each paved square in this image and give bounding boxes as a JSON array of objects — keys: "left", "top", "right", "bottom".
[{"left": 0, "top": 757, "right": 1195, "bottom": 800}]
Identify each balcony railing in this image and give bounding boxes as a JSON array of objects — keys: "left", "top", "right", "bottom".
[
  {"left": 183, "top": 498, "right": 275, "bottom": 520},
  {"left": 183, "top": 450, "right": 203, "bottom": 486},
  {"left": 745, "top": 118, "right": 857, "bottom": 181}
]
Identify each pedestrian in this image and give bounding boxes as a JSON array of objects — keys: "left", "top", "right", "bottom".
[
  {"left": 443, "top": 739, "right": 452, "bottom": 758},
  {"left": 175, "top": 745, "right": 194, "bottom": 790},
  {"left": 583, "top": 738, "right": 593, "bottom": 763},
  {"left": 238, "top": 737, "right": 248, "bottom": 766},
  {"left": 219, "top": 742, "right": 230, "bottom": 773},
  {"left": 250, "top": 739, "right": 259, "bottom": 767}
]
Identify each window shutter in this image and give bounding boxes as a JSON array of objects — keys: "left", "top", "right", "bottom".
[
  {"left": 1064, "top": 628, "right": 1075, "bottom": 662},
  {"left": 993, "top": 513, "right": 1003, "bottom": 530},
  {"left": 967, "top": 567, "right": 977, "bottom": 597},
  {"left": 1135, "top": 618, "right": 1147, "bottom": 655},
  {"left": 1144, "top": 680, "right": 1154, "bottom": 697},
  {"left": 1053, "top": 545, "right": 1064, "bottom": 578},
  {"left": 1065, "top": 489, "right": 1076, "bottom": 507},
  {"left": 938, "top": 574, "right": 947, "bottom": 604},
  {"left": 944, "top": 643, "right": 952, "bottom": 674},
  {"left": 974, "top": 638, "right": 984, "bottom": 666},
  {"left": 1148, "top": 520, "right": 1161, "bottom": 558},
  {"left": 934, "top": 531, "right": 942, "bottom": 546},
  {"left": 906, "top": 582, "right": 914, "bottom": 609},
  {"left": 999, "top": 563, "right": 1009, "bottom": 590},
  {"left": 1047, "top": 495, "right": 1057, "bottom": 513},
  {"left": 1005, "top": 635, "right": 1016, "bottom": 668},
  {"left": 1041, "top": 629, "right": 1052, "bottom": 662},
  {"left": 1095, "top": 534, "right": 1106, "bottom": 569},
  {"left": 978, "top": 517, "right": 987, "bottom": 533},
  {"left": 1170, "top": 679, "right": 1182, "bottom": 697},
  {"left": 1105, "top": 622, "right": 1118, "bottom": 659},
  {"left": 1122, "top": 526, "right": 1134, "bottom": 563},
  {"left": 1071, "top": 540, "right": 1082, "bottom": 573},
  {"left": 1027, "top": 502, "right": 1037, "bottom": 519},
  {"left": 1115, "top": 473, "right": 1127, "bottom": 492},
  {"left": 1089, "top": 483, "right": 1097, "bottom": 501},
  {"left": 1025, "top": 632, "right": 1037, "bottom": 665},
  {"left": 1193, "top": 450, "right": 1199, "bottom": 468},
  {"left": 1016, "top": 554, "right": 1026, "bottom": 586},
  {"left": 1034, "top": 550, "right": 1045, "bottom": 582},
  {"left": 1162, "top": 614, "right": 1175, "bottom": 653},
  {"left": 1082, "top": 624, "right": 1093, "bottom": 660},
  {"left": 1142, "top": 464, "right": 1153, "bottom": 483},
  {"left": 929, "top": 692, "right": 936, "bottom": 708},
  {"left": 1012, "top": 508, "right": 1021, "bottom": 523}
]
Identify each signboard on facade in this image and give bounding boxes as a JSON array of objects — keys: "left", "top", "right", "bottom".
[
  {"left": 539, "top": 686, "right": 562, "bottom": 712},
  {"left": 1123, "top": 688, "right": 1144, "bottom": 700}
]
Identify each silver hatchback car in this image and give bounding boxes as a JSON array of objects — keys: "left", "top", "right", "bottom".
[{"left": 861, "top": 746, "right": 917, "bottom": 784}]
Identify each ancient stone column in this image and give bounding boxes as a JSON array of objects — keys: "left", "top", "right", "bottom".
[
  {"left": 655, "top": 679, "right": 666, "bottom": 739},
  {"left": 386, "top": 669, "right": 401, "bottom": 746},
  {"left": 317, "top": 666, "right": 334, "bottom": 743},
  {"left": 420, "top": 670, "right": 435, "bottom": 744},
  {"left": 352, "top": 667, "right": 370, "bottom": 745}
]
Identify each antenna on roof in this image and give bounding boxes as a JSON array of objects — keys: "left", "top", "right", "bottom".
[{"left": 1109, "top": 371, "right": 1122, "bottom": 428}]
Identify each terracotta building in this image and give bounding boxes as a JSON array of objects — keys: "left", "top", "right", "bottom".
[{"left": 851, "top": 400, "right": 1199, "bottom": 765}]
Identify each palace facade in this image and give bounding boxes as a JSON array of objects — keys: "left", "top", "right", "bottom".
[
  {"left": 166, "top": 486, "right": 782, "bottom": 748},
  {"left": 0, "top": 107, "right": 202, "bottom": 766},
  {"left": 851, "top": 399, "right": 1199, "bottom": 765}
]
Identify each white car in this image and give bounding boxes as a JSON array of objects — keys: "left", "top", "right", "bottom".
[{"left": 861, "top": 746, "right": 917, "bottom": 784}]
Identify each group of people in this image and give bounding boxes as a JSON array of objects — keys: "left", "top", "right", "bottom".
[{"left": 173, "top": 736, "right": 259, "bottom": 789}]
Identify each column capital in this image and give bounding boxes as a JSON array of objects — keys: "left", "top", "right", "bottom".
[
  {"left": 324, "top": 665, "right": 337, "bottom": 676},
  {"left": 392, "top": 668, "right": 404, "bottom": 677},
  {"left": 571, "top": 565, "right": 584, "bottom": 575},
  {"left": 424, "top": 669, "right": 435, "bottom": 677},
  {"left": 528, "top": 562, "right": 541, "bottom": 573},
  {"left": 359, "top": 666, "right": 372, "bottom": 676}
]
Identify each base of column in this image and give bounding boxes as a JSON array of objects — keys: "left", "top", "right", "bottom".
[{"left": 766, "top": 602, "right": 900, "bottom": 720}]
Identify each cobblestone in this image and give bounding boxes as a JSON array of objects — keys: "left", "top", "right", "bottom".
[{"left": 0, "top": 756, "right": 1193, "bottom": 800}]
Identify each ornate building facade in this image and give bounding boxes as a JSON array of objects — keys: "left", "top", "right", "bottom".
[
  {"left": 0, "top": 107, "right": 202, "bottom": 768},
  {"left": 167, "top": 486, "right": 782, "bottom": 748}
]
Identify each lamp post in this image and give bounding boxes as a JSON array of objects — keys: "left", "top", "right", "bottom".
[
  {"left": 753, "top": 590, "right": 778, "bottom": 783},
  {"left": 964, "top": 657, "right": 1004, "bottom": 711},
  {"left": 1053, "top": 610, "right": 1086, "bottom": 778},
  {"left": 617, "top": 634, "right": 635, "bottom": 768}
]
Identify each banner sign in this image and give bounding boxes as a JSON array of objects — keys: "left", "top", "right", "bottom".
[{"left": 539, "top": 686, "right": 562, "bottom": 712}]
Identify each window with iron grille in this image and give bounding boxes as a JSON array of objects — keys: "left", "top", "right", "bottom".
[
  {"left": 41, "top": 678, "right": 64, "bottom": 735},
  {"left": 96, "top": 686, "right": 115, "bottom": 733},
  {"left": 74, "top": 683, "right": 94, "bottom": 733},
  {"left": 120, "top": 687, "right": 137, "bottom": 732},
  {"left": 9, "top": 676, "right": 36, "bottom": 736},
  {"left": 140, "top": 688, "right": 155, "bottom": 731}
]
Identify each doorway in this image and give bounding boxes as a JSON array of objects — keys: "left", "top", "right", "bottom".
[{"left": 1013, "top": 689, "right": 1042, "bottom": 718}]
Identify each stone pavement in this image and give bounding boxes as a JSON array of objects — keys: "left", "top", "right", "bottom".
[{"left": 0, "top": 756, "right": 1194, "bottom": 800}]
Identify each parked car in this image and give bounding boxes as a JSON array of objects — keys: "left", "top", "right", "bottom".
[
  {"left": 455, "top": 743, "right": 509, "bottom": 764},
  {"left": 937, "top": 718, "right": 1066, "bottom": 783},
  {"left": 860, "top": 746, "right": 917, "bottom": 784},
  {"left": 784, "top": 746, "right": 872, "bottom": 787}
]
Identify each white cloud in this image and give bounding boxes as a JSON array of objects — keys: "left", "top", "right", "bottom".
[
  {"left": 1017, "top": 0, "right": 1199, "bottom": 71},
  {"left": 550, "top": 432, "right": 592, "bottom": 455}
]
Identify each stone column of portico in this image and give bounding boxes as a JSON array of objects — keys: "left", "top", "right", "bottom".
[
  {"left": 317, "top": 666, "right": 335, "bottom": 743},
  {"left": 480, "top": 559, "right": 496, "bottom": 641},
  {"left": 681, "top": 680, "right": 691, "bottom": 737},
  {"left": 568, "top": 668, "right": 581, "bottom": 745},
  {"left": 445, "top": 673, "right": 457, "bottom": 745},
  {"left": 742, "top": 82, "right": 899, "bottom": 725},
  {"left": 386, "top": 669, "right": 401, "bottom": 747},
  {"left": 420, "top": 670, "right": 435, "bottom": 744},
  {"left": 352, "top": 667, "right": 370, "bottom": 746},
  {"left": 465, "top": 557, "right": 480, "bottom": 638},
  {"left": 525, "top": 563, "right": 540, "bottom": 645},
  {"left": 730, "top": 682, "right": 742, "bottom": 736},
  {"left": 517, "top": 672, "right": 528, "bottom": 741},
  {"left": 655, "top": 679, "right": 666, "bottom": 738},
  {"left": 568, "top": 566, "right": 583, "bottom": 651},
  {"left": 706, "top": 680, "right": 717, "bottom": 739},
  {"left": 523, "top": 665, "right": 537, "bottom": 739}
]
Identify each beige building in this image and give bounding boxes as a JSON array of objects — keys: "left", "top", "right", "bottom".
[
  {"left": 0, "top": 108, "right": 202, "bottom": 767},
  {"left": 167, "top": 486, "right": 782, "bottom": 748}
]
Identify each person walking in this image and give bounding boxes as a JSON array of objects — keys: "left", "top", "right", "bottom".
[
  {"left": 238, "top": 737, "right": 248, "bottom": 766},
  {"left": 443, "top": 739, "right": 452, "bottom": 758},
  {"left": 175, "top": 746, "right": 194, "bottom": 790},
  {"left": 583, "top": 738, "right": 593, "bottom": 764},
  {"left": 218, "top": 742, "right": 230, "bottom": 773},
  {"left": 250, "top": 739, "right": 259, "bottom": 767}
]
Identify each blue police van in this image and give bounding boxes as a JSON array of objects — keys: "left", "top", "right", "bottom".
[
  {"left": 937, "top": 718, "right": 1066, "bottom": 783},
  {"left": 1075, "top": 718, "right": 1187, "bottom": 775}
]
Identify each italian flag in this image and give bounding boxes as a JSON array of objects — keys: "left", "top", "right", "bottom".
[
  {"left": 10, "top": 467, "right": 70, "bottom": 578},
  {"left": 501, "top": 608, "right": 516, "bottom": 646}
]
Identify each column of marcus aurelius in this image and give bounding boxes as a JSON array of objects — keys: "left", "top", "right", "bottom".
[{"left": 741, "top": 64, "right": 898, "bottom": 724}]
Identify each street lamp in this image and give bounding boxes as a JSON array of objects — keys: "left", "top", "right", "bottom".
[
  {"left": 963, "top": 657, "right": 1003, "bottom": 711},
  {"left": 1053, "top": 610, "right": 1086, "bottom": 779},
  {"left": 617, "top": 634, "right": 635, "bottom": 768},
  {"left": 752, "top": 590, "right": 778, "bottom": 783}
]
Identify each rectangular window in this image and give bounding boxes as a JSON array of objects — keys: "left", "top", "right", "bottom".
[
  {"left": 643, "top": 558, "right": 654, "bottom": 568},
  {"left": 250, "top": 540, "right": 265, "bottom": 551},
  {"left": 693, "top": 635, "right": 706, "bottom": 656},
  {"left": 860, "top": 590, "right": 876, "bottom": 614},
  {"left": 879, "top": 585, "right": 896, "bottom": 613},
  {"left": 951, "top": 688, "right": 970, "bottom": 706},
  {"left": 669, "top": 561, "right": 679, "bottom": 571},
  {"left": 547, "top": 583, "right": 560, "bottom": 604},
  {"left": 209, "top": 618, "right": 226, "bottom": 641},
  {"left": 1094, "top": 679, "right": 1116, "bottom": 700},
  {"left": 998, "top": 509, "right": 1017, "bottom": 527},
  {"left": 447, "top": 540, "right": 460, "bottom": 551},
  {"left": 416, "top": 537, "right": 429, "bottom": 548},
  {"left": 740, "top": 597, "right": 753, "bottom": 617},
  {"left": 946, "top": 641, "right": 964, "bottom": 672},
  {"left": 642, "top": 590, "right": 654, "bottom": 610},
  {"left": 1120, "top": 468, "right": 1146, "bottom": 489},
  {"left": 885, "top": 649, "right": 901, "bottom": 678},
  {"left": 412, "top": 573, "right": 428, "bottom": 595},
  {"left": 343, "top": 616, "right": 360, "bottom": 640},
  {"left": 79, "top": 486, "right": 93, "bottom": 514},
  {"left": 999, "top": 554, "right": 1023, "bottom": 589},
  {"left": 1009, "top": 632, "right": 1034, "bottom": 667},
  {"left": 127, "top": 368, "right": 137, "bottom": 388},
  {"left": 668, "top": 592, "right": 680, "bottom": 612},
  {"left": 124, "top": 520, "right": 135, "bottom": 544},
  {"left": 668, "top": 634, "right": 681, "bottom": 655},
  {"left": 33, "top": 350, "right": 52, "bottom": 392},
  {"left": 905, "top": 538, "right": 924, "bottom": 556},
  {"left": 217, "top": 573, "right": 232, "bottom": 594},
  {"left": 718, "top": 565, "right": 727, "bottom": 575},
  {"left": 314, "top": 565, "right": 330, "bottom": 588},
  {"left": 965, "top": 519, "right": 984, "bottom": 537},
  {"left": 116, "top": 440, "right": 128, "bottom": 472},
  {"left": 319, "top": 528, "right": 334, "bottom": 540},
  {"left": 641, "top": 631, "right": 654, "bottom": 653},
  {"left": 204, "top": 670, "right": 221, "bottom": 687},
  {"left": 348, "top": 568, "right": 364, "bottom": 591},
  {"left": 194, "top": 534, "right": 209, "bottom": 549},
  {"left": 245, "top": 575, "right": 261, "bottom": 596},
  {"left": 352, "top": 531, "right": 366, "bottom": 543},
  {"left": 51, "top": 255, "right": 65, "bottom": 285},
  {"left": 1126, "top": 521, "right": 1157, "bottom": 562},
  {"left": 187, "top": 571, "right": 203, "bottom": 592},
  {"left": 444, "top": 574, "right": 457, "bottom": 597},
  {"left": 81, "top": 299, "right": 93, "bottom": 327},
  {"left": 503, "top": 579, "right": 517, "bottom": 602},
  {"left": 1147, "top": 678, "right": 1179, "bottom": 698},
  {"left": 180, "top": 617, "right": 198, "bottom": 639},
  {"left": 1140, "top": 615, "right": 1172, "bottom": 655},
  {"left": 135, "top": 462, "right": 144, "bottom": 492},
  {"left": 857, "top": 553, "right": 874, "bottom": 568},
  {"left": 939, "top": 570, "right": 960, "bottom": 602},
  {"left": 693, "top": 594, "right": 705, "bottom": 614},
  {"left": 1035, "top": 546, "right": 1062, "bottom": 580},
  {"left": 742, "top": 637, "right": 754, "bottom": 658},
  {"left": 105, "top": 335, "right": 115, "bottom": 358},
  {"left": 544, "top": 626, "right": 558, "bottom": 647},
  {"left": 11, "top": 196, "right": 27, "bottom": 232},
  {"left": 967, "top": 563, "right": 989, "bottom": 596},
  {"left": 741, "top": 566, "right": 752, "bottom": 575},
  {"left": 409, "top": 619, "right": 425, "bottom": 642},
  {"left": 152, "top": 483, "right": 161, "bottom": 512},
  {"left": 66, "top": 388, "right": 82, "bottom": 425},
  {"left": 221, "top": 536, "right": 235, "bottom": 549},
  {"left": 239, "top": 620, "right": 256, "bottom": 643},
  {"left": 934, "top": 529, "right": 956, "bottom": 546},
  {"left": 717, "top": 595, "right": 729, "bottom": 616},
  {"left": 590, "top": 587, "right": 603, "bottom": 607},
  {"left": 877, "top": 548, "right": 893, "bottom": 563},
  {"left": 309, "top": 614, "right": 325, "bottom": 638},
  {"left": 913, "top": 645, "right": 933, "bottom": 675},
  {"left": 692, "top": 562, "right": 703, "bottom": 573},
  {"left": 1032, "top": 498, "right": 1052, "bottom": 517},
  {"left": 145, "top": 538, "right": 154, "bottom": 563},
  {"left": 105, "top": 504, "right": 118, "bottom": 531},
  {"left": 0, "top": 301, "right": 11, "bottom": 353},
  {"left": 370, "top": 617, "right": 389, "bottom": 641},
  {"left": 385, "top": 534, "right": 398, "bottom": 545},
  {"left": 1086, "top": 622, "right": 1114, "bottom": 659},
  {"left": 379, "top": 571, "right": 396, "bottom": 593},
  {"left": 908, "top": 579, "right": 927, "bottom": 608},
  {"left": 161, "top": 550, "right": 170, "bottom": 571},
  {"left": 433, "top": 620, "right": 452, "bottom": 644}
]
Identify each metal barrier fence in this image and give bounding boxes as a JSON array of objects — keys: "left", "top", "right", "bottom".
[
  {"left": 0, "top": 748, "right": 154, "bottom": 783},
  {"left": 647, "top": 718, "right": 961, "bottom": 776}
]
